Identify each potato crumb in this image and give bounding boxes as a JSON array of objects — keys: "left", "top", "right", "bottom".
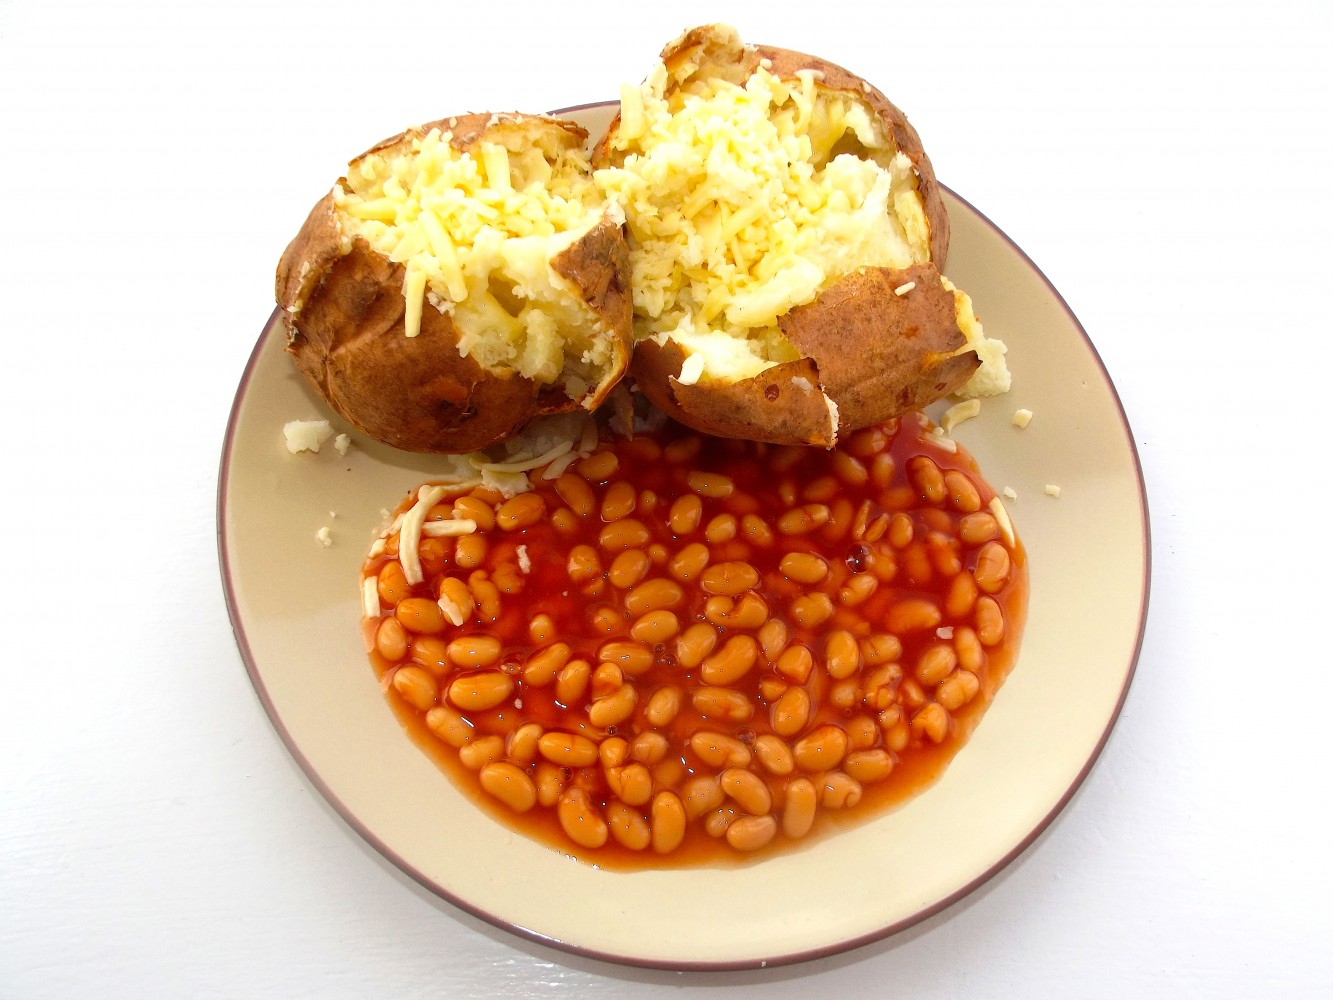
[
  {"left": 1045, "top": 484, "right": 1062, "bottom": 498},
  {"left": 316, "top": 526, "right": 333, "bottom": 547},
  {"left": 284, "top": 419, "right": 334, "bottom": 453},
  {"left": 334, "top": 433, "right": 352, "bottom": 455},
  {"left": 1012, "top": 408, "right": 1033, "bottom": 429},
  {"left": 1002, "top": 486, "right": 1018, "bottom": 500},
  {"left": 676, "top": 352, "right": 705, "bottom": 386},
  {"left": 517, "top": 545, "right": 532, "bottom": 573}
]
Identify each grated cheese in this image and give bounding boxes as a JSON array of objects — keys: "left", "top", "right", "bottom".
[
  {"left": 1012, "top": 408, "right": 1033, "bottom": 428},
  {"left": 398, "top": 484, "right": 448, "bottom": 585},
  {"left": 941, "top": 398, "right": 981, "bottom": 434},
  {"left": 421, "top": 518, "right": 477, "bottom": 537},
  {"left": 990, "top": 496, "right": 1016, "bottom": 548},
  {"left": 1045, "top": 484, "right": 1062, "bottom": 498},
  {"left": 361, "top": 577, "right": 380, "bottom": 619},
  {"left": 893, "top": 281, "right": 916, "bottom": 296}
]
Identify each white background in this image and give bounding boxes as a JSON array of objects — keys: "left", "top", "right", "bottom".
[{"left": 3, "top": 0, "right": 1330, "bottom": 995}]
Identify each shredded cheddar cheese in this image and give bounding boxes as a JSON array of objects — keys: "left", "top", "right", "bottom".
[{"left": 334, "top": 123, "right": 617, "bottom": 396}]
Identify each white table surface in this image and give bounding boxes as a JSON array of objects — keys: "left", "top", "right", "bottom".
[{"left": 3, "top": 0, "right": 1330, "bottom": 995}]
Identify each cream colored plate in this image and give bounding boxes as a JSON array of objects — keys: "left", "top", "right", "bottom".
[{"left": 218, "top": 103, "right": 1149, "bottom": 969}]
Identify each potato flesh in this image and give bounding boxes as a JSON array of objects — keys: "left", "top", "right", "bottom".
[
  {"left": 595, "top": 65, "right": 933, "bottom": 383},
  {"left": 336, "top": 128, "right": 614, "bottom": 392}
]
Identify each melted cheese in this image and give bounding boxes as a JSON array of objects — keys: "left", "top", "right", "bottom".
[
  {"left": 335, "top": 126, "right": 616, "bottom": 393},
  {"left": 596, "top": 63, "right": 932, "bottom": 383}
]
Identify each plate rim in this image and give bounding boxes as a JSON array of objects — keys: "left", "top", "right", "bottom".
[{"left": 216, "top": 109, "right": 1151, "bottom": 970}]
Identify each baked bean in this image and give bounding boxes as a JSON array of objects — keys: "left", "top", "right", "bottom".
[
  {"left": 860, "top": 633, "right": 902, "bottom": 666},
  {"left": 589, "top": 683, "right": 639, "bottom": 727},
  {"left": 395, "top": 597, "right": 447, "bottom": 635},
  {"left": 452, "top": 495, "right": 496, "bottom": 531},
  {"left": 538, "top": 731, "right": 598, "bottom": 768},
  {"left": 377, "top": 560, "right": 411, "bottom": 606},
  {"left": 495, "top": 492, "right": 545, "bottom": 531},
  {"left": 916, "top": 643, "right": 958, "bottom": 686},
  {"left": 704, "top": 513, "right": 738, "bottom": 544},
  {"left": 937, "top": 669, "right": 981, "bottom": 710},
  {"left": 426, "top": 705, "right": 474, "bottom": 747},
  {"left": 758, "top": 619, "right": 789, "bottom": 661},
  {"left": 558, "top": 788, "right": 609, "bottom": 849},
  {"left": 699, "top": 561, "right": 760, "bottom": 597},
  {"left": 687, "top": 471, "right": 735, "bottom": 499},
  {"left": 644, "top": 685, "right": 683, "bottom": 727},
  {"left": 601, "top": 481, "right": 637, "bottom": 521},
  {"left": 824, "top": 629, "right": 861, "bottom": 680},
  {"left": 794, "top": 724, "right": 849, "bottom": 771},
  {"left": 820, "top": 772, "right": 863, "bottom": 809},
  {"left": 844, "top": 749, "right": 895, "bottom": 784},
  {"left": 599, "top": 517, "right": 651, "bottom": 551},
  {"left": 453, "top": 533, "right": 488, "bottom": 568},
  {"left": 899, "top": 677, "right": 926, "bottom": 708},
  {"left": 605, "top": 763, "right": 653, "bottom": 806},
  {"left": 927, "top": 532, "right": 963, "bottom": 577},
  {"left": 959, "top": 511, "right": 999, "bottom": 545},
  {"left": 721, "top": 768, "right": 772, "bottom": 815},
  {"left": 576, "top": 450, "right": 618, "bottom": 482},
  {"left": 754, "top": 734, "right": 795, "bottom": 775},
  {"left": 955, "top": 626, "right": 985, "bottom": 673},
  {"left": 457, "top": 734, "right": 504, "bottom": 770},
  {"left": 554, "top": 472, "right": 595, "bottom": 517},
  {"left": 780, "top": 551, "right": 829, "bottom": 584},
  {"left": 630, "top": 610, "right": 679, "bottom": 644},
  {"left": 602, "top": 801, "right": 650, "bottom": 851},
  {"left": 554, "top": 659, "right": 591, "bottom": 705},
  {"left": 651, "top": 791, "right": 687, "bottom": 853},
  {"left": 479, "top": 761, "right": 537, "bottom": 813},
  {"left": 599, "top": 735, "right": 629, "bottom": 768},
  {"left": 945, "top": 470, "right": 983, "bottom": 512},
  {"left": 912, "top": 702, "right": 950, "bottom": 743},
  {"left": 691, "top": 686, "right": 754, "bottom": 722},
  {"left": 838, "top": 573, "right": 878, "bottom": 606},
  {"left": 828, "top": 679, "right": 861, "bottom": 710},
  {"left": 870, "top": 452, "right": 895, "bottom": 490},
  {"left": 668, "top": 493, "right": 703, "bottom": 535},
  {"left": 590, "top": 662, "right": 624, "bottom": 700},
  {"left": 550, "top": 508, "right": 578, "bottom": 536},
  {"left": 597, "top": 640, "right": 654, "bottom": 676},
  {"left": 887, "top": 598, "right": 942, "bottom": 634},
  {"left": 392, "top": 666, "right": 438, "bottom": 710},
  {"left": 770, "top": 686, "right": 812, "bottom": 737},
  {"left": 534, "top": 761, "right": 565, "bottom": 807},
  {"left": 726, "top": 815, "right": 778, "bottom": 852},
  {"left": 375, "top": 617, "right": 408, "bottom": 662},
  {"left": 976, "top": 596, "right": 1005, "bottom": 646},
  {"left": 682, "top": 775, "right": 725, "bottom": 818},
  {"left": 946, "top": 572, "right": 979, "bottom": 619},
  {"left": 775, "top": 644, "right": 814, "bottom": 684},
  {"left": 740, "top": 514, "right": 775, "bottom": 547},
  {"left": 715, "top": 592, "right": 768, "bottom": 630},
  {"left": 790, "top": 592, "right": 834, "bottom": 629},
  {"left": 846, "top": 425, "right": 889, "bottom": 457},
  {"left": 831, "top": 450, "right": 870, "bottom": 486},
  {"left": 668, "top": 542, "right": 710, "bottom": 583},
  {"left": 676, "top": 622, "right": 719, "bottom": 669},
  {"left": 607, "top": 548, "right": 650, "bottom": 589},
  {"left": 887, "top": 512, "right": 914, "bottom": 550},
  {"left": 448, "top": 671, "right": 513, "bottom": 711},
  {"left": 689, "top": 730, "right": 752, "bottom": 769},
  {"left": 506, "top": 722, "right": 543, "bottom": 765},
  {"left": 703, "top": 807, "right": 737, "bottom": 839},
  {"left": 523, "top": 642, "right": 570, "bottom": 686},
  {"left": 624, "top": 578, "right": 685, "bottom": 616},
  {"left": 846, "top": 715, "right": 879, "bottom": 750},
  {"left": 664, "top": 435, "right": 702, "bottom": 464},
  {"left": 781, "top": 777, "right": 819, "bottom": 839},
  {"left": 778, "top": 504, "right": 831, "bottom": 535},
  {"left": 445, "top": 634, "right": 501, "bottom": 669},
  {"left": 909, "top": 456, "right": 946, "bottom": 503},
  {"left": 630, "top": 731, "right": 670, "bottom": 766},
  {"left": 973, "top": 541, "right": 1012, "bottom": 593},
  {"left": 700, "top": 634, "right": 758, "bottom": 686}
]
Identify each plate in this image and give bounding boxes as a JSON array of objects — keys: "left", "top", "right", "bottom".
[{"left": 218, "top": 102, "right": 1149, "bottom": 969}]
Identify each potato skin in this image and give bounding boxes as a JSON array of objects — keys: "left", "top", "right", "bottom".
[
  {"left": 633, "top": 264, "right": 977, "bottom": 448},
  {"left": 275, "top": 113, "right": 632, "bottom": 454},
  {"left": 598, "top": 26, "right": 970, "bottom": 447}
]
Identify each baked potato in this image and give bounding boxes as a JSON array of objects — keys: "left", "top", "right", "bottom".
[
  {"left": 276, "top": 113, "right": 633, "bottom": 454},
  {"left": 593, "top": 24, "right": 1007, "bottom": 447}
]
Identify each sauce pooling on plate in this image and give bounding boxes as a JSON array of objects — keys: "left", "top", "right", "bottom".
[{"left": 360, "top": 413, "right": 1026, "bottom": 866}]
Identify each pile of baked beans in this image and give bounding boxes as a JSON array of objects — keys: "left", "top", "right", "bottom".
[{"left": 361, "top": 412, "right": 1026, "bottom": 865}]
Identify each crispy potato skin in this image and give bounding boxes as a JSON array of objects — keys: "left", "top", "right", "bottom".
[
  {"left": 595, "top": 26, "right": 966, "bottom": 446},
  {"left": 633, "top": 264, "right": 977, "bottom": 448},
  {"left": 275, "top": 113, "right": 632, "bottom": 454}
]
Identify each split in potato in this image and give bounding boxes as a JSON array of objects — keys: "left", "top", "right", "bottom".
[
  {"left": 593, "top": 24, "right": 1007, "bottom": 446},
  {"left": 276, "top": 113, "right": 632, "bottom": 454}
]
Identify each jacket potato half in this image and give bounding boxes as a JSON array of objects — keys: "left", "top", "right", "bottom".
[
  {"left": 593, "top": 25, "right": 1006, "bottom": 447},
  {"left": 276, "top": 113, "right": 633, "bottom": 454}
]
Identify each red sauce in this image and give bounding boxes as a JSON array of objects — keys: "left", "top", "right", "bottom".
[{"left": 361, "top": 412, "right": 1027, "bottom": 868}]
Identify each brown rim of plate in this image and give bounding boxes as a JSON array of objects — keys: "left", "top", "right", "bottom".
[{"left": 216, "top": 103, "right": 1151, "bottom": 971}]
